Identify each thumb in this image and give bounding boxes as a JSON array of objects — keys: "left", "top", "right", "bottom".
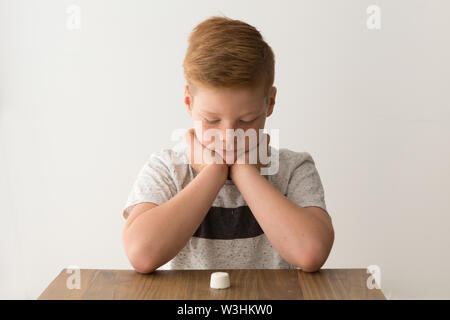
[
  {"left": 185, "top": 128, "right": 194, "bottom": 144},
  {"left": 185, "top": 128, "right": 196, "bottom": 156}
]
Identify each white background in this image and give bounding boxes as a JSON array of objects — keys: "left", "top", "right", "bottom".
[{"left": 1, "top": 0, "right": 449, "bottom": 299}]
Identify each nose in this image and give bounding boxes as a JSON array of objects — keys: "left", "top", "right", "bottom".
[
  {"left": 220, "top": 127, "right": 247, "bottom": 151},
  {"left": 215, "top": 124, "right": 236, "bottom": 150}
]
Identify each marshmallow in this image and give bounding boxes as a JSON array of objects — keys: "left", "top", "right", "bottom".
[{"left": 210, "top": 272, "right": 230, "bottom": 289}]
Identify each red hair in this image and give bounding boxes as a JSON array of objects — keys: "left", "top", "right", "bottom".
[{"left": 183, "top": 15, "right": 275, "bottom": 100}]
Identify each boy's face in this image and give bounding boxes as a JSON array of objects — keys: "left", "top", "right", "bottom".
[{"left": 184, "top": 84, "right": 276, "bottom": 156}]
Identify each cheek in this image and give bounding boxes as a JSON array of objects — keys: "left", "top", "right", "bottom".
[
  {"left": 225, "top": 126, "right": 262, "bottom": 152},
  {"left": 191, "top": 116, "right": 207, "bottom": 141},
  {"left": 192, "top": 119, "right": 265, "bottom": 151},
  {"left": 193, "top": 123, "right": 218, "bottom": 148}
]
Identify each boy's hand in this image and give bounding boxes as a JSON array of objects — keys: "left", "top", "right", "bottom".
[
  {"left": 230, "top": 133, "right": 271, "bottom": 176},
  {"left": 185, "top": 128, "right": 229, "bottom": 176}
]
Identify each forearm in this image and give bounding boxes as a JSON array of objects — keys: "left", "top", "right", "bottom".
[
  {"left": 127, "top": 164, "right": 228, "bottom": 270},
  {"left": 231, "top": 165, "right": 333, "bottom": 270}
]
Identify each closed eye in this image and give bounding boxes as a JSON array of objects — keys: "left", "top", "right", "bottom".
[
  {"left": 205, "top": 118, "right": 220, "bottom": 124},
  {"left": 240, "top": 118, "right": 256, "bottom": 124},
  {"left": 203, "top": 117, "right": 257, "bottom": 124}
]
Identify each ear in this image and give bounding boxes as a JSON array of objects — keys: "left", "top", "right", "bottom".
[
  {"left": 266, "top": 86, "right": 276, "bottom": 117},
  {"left": 184, "top": 85, "right": 193, "bottom": 116}
]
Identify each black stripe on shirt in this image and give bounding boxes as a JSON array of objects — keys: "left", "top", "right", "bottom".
[{"left": 192, "top": 206, "right": 264, "bottom": 240}]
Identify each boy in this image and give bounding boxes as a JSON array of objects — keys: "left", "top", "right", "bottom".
[{"left": 122, "top": 16, "right": 334, "bottom": 273}]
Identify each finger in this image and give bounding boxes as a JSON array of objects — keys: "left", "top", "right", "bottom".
[
  {"left": 257, "top": 133, "right": 271, "bottom": 167},
  {"left": 192, "top": 130, "right": 206, "bottom": 156},
  {"left": 185, "top": 129, "right": 197, "bottom": 162},
  {"left": 258, "top": 133, "right": 268, "bottom": 149},
  {"left": 185, "top": 129, "right": 194, "bottom": 151},
  {"left": 185, "top": 128, "right": 194, "bottom": 142}
]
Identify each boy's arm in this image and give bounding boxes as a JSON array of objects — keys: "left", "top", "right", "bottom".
[
  {"left": 230, "top": 164, "right": 334, "bottom": 272},
  {"left": 122, "top": 163, "right": 228, "bottom": 274}
]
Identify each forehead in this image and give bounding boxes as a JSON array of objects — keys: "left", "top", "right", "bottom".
[{"left": 193, "top": 86, "right": 266, "bottom": 115}]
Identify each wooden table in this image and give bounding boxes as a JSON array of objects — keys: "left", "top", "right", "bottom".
[{"left": 37, "top": 268, "right": 386, "bottom": 300}]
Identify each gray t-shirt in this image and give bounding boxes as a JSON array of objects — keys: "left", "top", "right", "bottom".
[{"left": 122, "top": 141, "right": 329, "bottom": 270}]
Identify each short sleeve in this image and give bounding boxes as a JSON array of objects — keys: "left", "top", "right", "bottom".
[
  {"left": 285, "top": 152, "right": 330, "bottom": 221},
  {"left": 122, "top": 150, "right": 178, "bottom": 220}
]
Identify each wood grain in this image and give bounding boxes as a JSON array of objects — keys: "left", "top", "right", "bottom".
[{"left": 37, "top": 268, "right": 386, "bottom": 300}]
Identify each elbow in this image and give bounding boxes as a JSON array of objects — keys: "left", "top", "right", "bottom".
[
  {"left": 289, "top": 249, "right": 323, "bottom": 272},
  {"left": 296, "top": 255, "right": 323, "bottom": 273},
  {"left": 132, "top": 260, "right": 158, "bottom": 274},
  {"left": 123, "top": 233, "right": 159, "bottom": 274},
  {"left": 128, "top": 247, "right": 159, "bottom": 274},
  {"left": 294, "top": 240, "right": 334, "bottom": 273},
  {"left": 122, "top": 226, "right": 159, "bottom": 274}
]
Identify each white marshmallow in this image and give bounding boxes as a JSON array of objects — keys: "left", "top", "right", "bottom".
[{"left": 210, "top": 272, "right": 230, "bottom": 289}]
